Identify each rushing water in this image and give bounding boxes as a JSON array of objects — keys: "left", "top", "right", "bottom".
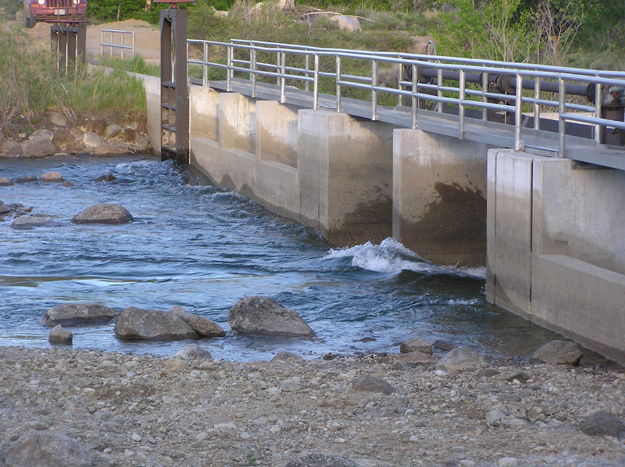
[{"left": 0, "top": 155, "right": 559, "bottom": 361}]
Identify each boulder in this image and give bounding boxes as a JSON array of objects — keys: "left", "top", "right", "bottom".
[
  {"left": 0, "top": 177, "right": 13, "bottom": 186},
  {"left": 92, "top": 143, "right": 129, "bottom": 156},
  {"left": 433, "top": 339, "right": 454, "bottom": 351},
  {"left": 398, "top": 351, "right": 438, "bottom": 365},
  {"left": 134, "top": 133, "right": 150, "bottom": 151},
  {"left": 72, "top": 203, "right": 133, "bottom": 225},
  {"left": 351, "top": 375, "right": 395, "bottom": 395},
  {"left": 1, "top": 139, "right": 21, "bottom": 157},
  {"left": 329, "top": 15, "right": 361, "bottom": 32},
  {"left": 82, "top": 131, "right": 104, "bottom": 149},
  {"left": 530, "top": 340, "right": 582, "bottom": 365},
  {"left": 271, "top": 351, "right": 304, "bottom": 363},
  {"left": 93, "top": 174, "right": 116, "bottom": 182},
  {"left": 578, "top": 411, "right": 625, "bottom": 438},
  {"left": 11, "top": 215, "right": 52, "bottom": 230},
  {"left": 48, "top": 325, "right": 73, "bottom": 345},
  {"left": 286, "top": 453, "right": 359, "bottom": 467},
  {"left": 170, "top": 306, "right": 225, "bottom": 337},
  {"left": 400, "top": 337, "right": 433, "bottom": 354},
  {"left": 436, "top": 347, "right": 486, "bottom": 371},
  {"left": 41, "top": 303, "right": 119, "bottom": 327},
  {"left": 40, "top": 171, "right": 64, "bottom": 182},
  {"left": 48, "top": 112, "right": 68, "bottom": 127},
  {"left": 0, "top": 202, "right": 32, "bottom": 217},
  {"left": 14, "top": 175, "right": 37, "bottom": 183},
  {"left": 4, "top": 431, "right": 93, "bottom": 467},
  {"left": 114, "top": 306, "right": 198, "bottom": 341},
  {"left": 228, "top": 296, "right": 315, "bottom": 337},
  {"left": 21, "top": 129, "right": 57, "bottom": 157},
  {"left": 173, "top": 344, "right": 213, "bottom": 360},
  {"left": 104, "top": 124, "right": 122, "bottom": 138}
]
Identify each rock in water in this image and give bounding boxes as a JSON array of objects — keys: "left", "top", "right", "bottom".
[
  {"left": 14, "top": 175, "right": 37, "bottom": 183},
  {"left": 286, "top": 453, "right": 359, "bottom": 467},
  {"left": 93, "top": 174, "right": 116, "bottom": 182},
  {"left": 170, "top": 306, "right": 225, "bottom": 337},
  {"left": 5, "top": 431, "right": 93, "bottom": 467},
  {"left": 530, "top": 340, "right": 582, "bottom": 364},
  {"left": 40, "top": 171, "right": 64, "bottom": 182},
  {"left": 41, "top": 303, "right": 119, "bottom": 327},
  {"left": 0, "top": 177, "right": 13, "bottom": 186},
  {"left": 72, "top": 203, "right": 133, "bottom": 225},
  {"left": 436, "top": 347, "right": 486, "bottom": 371},
  {"left": 11, "top": 215, "right": 52, "bottom": 229},
  {"left": 400, "top": 337, "right": 433, "bottom": 354},
  {"left": 578, "top": 411, "right": 625, "bottom": 438},
  {"left": 114, "top": 307, "right": 198, "bottom": 341},
  {"left": 174, "top": 344, "right": 213, "bottom": 360},
  {"left": 48, "top": 325, "right": 73, "bottom": 345},
  {"left": 351, "top": 375, "right": 395, "bottom": 395},
  {"left": 228, "top": 296, "right": 315, "bottom": 337}
]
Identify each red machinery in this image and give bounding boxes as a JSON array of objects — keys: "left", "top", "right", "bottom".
[{"left": 23, "top": 0, "right": 88, "bottom": 28}]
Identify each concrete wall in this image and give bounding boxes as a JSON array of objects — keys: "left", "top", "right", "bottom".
[
  {"left": 393, "top": 130, "right": 489, "bottom": 267},
  {"left": 487, "top": 149, "right": 625, "bottom": 364},
  {"left": 130, "top": 72, "right": 161, "bottom": 157}
]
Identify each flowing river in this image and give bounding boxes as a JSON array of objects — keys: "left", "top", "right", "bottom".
[{"left": 0, "top": 155, "right": 559, "bottom": 361}]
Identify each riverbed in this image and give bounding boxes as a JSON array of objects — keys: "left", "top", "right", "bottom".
[{"left": 0, "top": 154, "right": 559, "bottom": 361}]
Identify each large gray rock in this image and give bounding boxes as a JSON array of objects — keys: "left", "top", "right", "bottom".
[
  {"left": 41, "top": 303, "right": 119, "bottom": 327},
  {"left": 4, "top": 431, "right": 93, "bottom": 467},
  {"left": 114, "top": 307, "right": 198, "bottom": 341},
  {"left": 530, "top": 340, "right": 582, "bottom": 364},
  {"left": 400, "top": 337, "right": 433, "bottom": 354},
  {"left": 173, "top": 343, "right": 213, "bottom": 360},
  {"left": 0, "top": 177, "right": 13, "bottom": 186},
  {"left": 170, "top": 306, "right": 225, "bottom": 337},
  {"left": 40, "top": 171, "right": 64, "bottom": 182},
  {"left": 1, "top": 139, "right": 21, "bottom": 157},
  {"left": 14, "top": 175, "right": 37, "bottom": 183},
  {"left": 436, "top": 346, "right": 486, "bottom": 371},
  {"left": 10, "top": 215, "right": 52, "bottom": 230},
  {"left": 72, "top": 203, "right": 133, "bottom": 225},
  {"left": 82, "top": 131, "right": 103, "bottom": 149},
  {"left": 48, "top": 325, "right": 73, "bottom": 345},
  {"left": 286, "top": 453, "right": 359, "bottom": 467},
  {"left": 21, "top": 129, "right": 57, "bottom": 157},
  {"left": 228, "top": 296, "right": 315, "bottom": 337},
  {"left": 351, "top": 375, "right": 395, "bottom": 395},
  {"left": 578, "top": 411, "right": 625, "bottom": 438}
]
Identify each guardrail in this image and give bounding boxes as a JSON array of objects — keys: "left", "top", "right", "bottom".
[
  {"left": 100, "top": 29, "right": 135, "bottom": 59},
  {"left": 186, "top": 38, "right": 625, "bottom": 158}
]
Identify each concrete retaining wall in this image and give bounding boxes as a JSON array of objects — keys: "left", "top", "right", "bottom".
[
  {"left": 487, "top": 149, "right": 625, "bottom": 364},
  {"left": 129, "top": 72, "right": 161, "bottom": 157}
]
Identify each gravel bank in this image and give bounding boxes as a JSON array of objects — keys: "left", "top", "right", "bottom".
[{"left": 0, "top": 346, "right": 623, "bottom": 466}]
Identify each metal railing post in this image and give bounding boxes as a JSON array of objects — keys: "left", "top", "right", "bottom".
[
  {"left": 313, "top": 53, "right": 319, "bottom": 110},
  {"left": 226, "top": 45, "right": 233, "bottom": 92},
  {"left": 100, "top": 30, "right": 103, "bottom": 57},
  {"left": 398, "top": 62, "right": 404, "bottom": 107},
  {"left": 304, "top": 55, "right": 310, "bottom": 92},
  {"left": 372, "top": 59, "right": 378, "bottom": 121},
  {"left": 336, "top": 56, "right": 342, "bottom": 112},
  {"left": 514, "top": 72, "right": 523, "bottom": 150},
  {"left": 481, "top": 71, "right": 488, "bottom": 120},
  {"left": 280, "top": 51, "right": 286, "bottom": 103},
  {"left": 411, "top": 64, "right": 417, "bottom": 129},
  {"left": 276, "top": 51, "right": 281, "bottom": 86},
  {"left": 251, "top": 48, "right": 257, "bottom": 98},
  {"left": 458, "top": 69, "right": 465, "bottom": 139},
  {"left": 595, "top": 81, "right": 602, "bottom": 145},
  {"left": 131, "top": 31, "right": 135, "bottom": 59},
  {"left": 437, "top": 68, "right": 443, "bottom": 113},
  {"left": 202, "top": 41, "right": 208, "bottom": 87},
  {"left": 534, "top": 77, "right": 540, "bottom": 130},
  {"left": 558, "top": 77, "right": 566, "bottom": 157}
]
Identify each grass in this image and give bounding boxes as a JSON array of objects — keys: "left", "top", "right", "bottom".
[
  {"left": 98, "top": 56, "right": 160, "bottom": 77},
  {"left": 0, "top": 28, "right": 146, "bottom": 142}
]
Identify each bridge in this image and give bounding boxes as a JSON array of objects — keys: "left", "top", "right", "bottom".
[{"left": 124, "top": 34, "right": 625, "bottom": 365}]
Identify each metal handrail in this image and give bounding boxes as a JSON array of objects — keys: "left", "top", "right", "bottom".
[
  {"left": 100, "top": 29, "right": 135, "bottom": 59},
  {"left": 187, "top": 38, "right": 625, "bottom": 157}
]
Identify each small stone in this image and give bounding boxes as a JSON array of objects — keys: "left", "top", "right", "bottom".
[
  {"left": 163, "top": 358, "right": 186, "bottom": 371},
  {"left": 485, "top": 409, "right": 506, "bottom": 426},
  {"left": 49, "top": 112, "right": 68, "bottom": 127},
  {"left": 0, "top": 177, "right": 13, "bottom": 186},
  {"left": 5, "top": 432, "right": 92, "bottom": 467},
  {"left": 433, "top": 340, "right": 454, "bottom": 351},
  {"left": 578, "top": 411, "right": 625, "bottom": 438},
  {"left": 48, "top": 325, "right": 73, "bottom": 345},
  {"left": 505, "top": 371, "right": 531, "bottom": 383},
  {"left": 173, "top": 344, "right": 212, "bottom": 360},
  {"left": 271, "top": 351, "right": 304, "bottom": 363},
  {"left": 531, "top": 340, "right": 582, "bottom": 365},
  {"left": 497, "top": 457, "right": 519, "bottom": 467},
  {"left": 400, "top": 337, "right": 433, "bottom": 354},
  {"left": 436, "top": 347, "right": 486, "bottom": 371},
  {"left": 40, "top": 171, "right": 64, "bottom": 182},
  {"left": 63, "top": 181, "right": 75, "bottom": 187},
  {"left": 286, "top": 453, "right": 359, "bottom": 467},
  {"left": 477, "top": 368, "right": 501, "bottom": 377},
  {"left": 131, "top": 433, "right": 142, "bottom": 442},
  {"left": 351, "top": 375, "right": 395, "bottom": 395},
  {"left": 105, "top": 124, "right": 122, "bottom": 138},
  {"left": 93, "top": 174, "right": 116, "bottom": 182},
  {"left": 14, "top": 175, "right": 37, "bottom": 183},
  {"left": 398, "top": 351, "right": 438, "bottom": 364},
  {"left": 83, "top": 131, "right": 104, "bottom": 149}
]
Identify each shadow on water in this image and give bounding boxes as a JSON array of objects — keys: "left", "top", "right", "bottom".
[{"left": 0, "top": 155, "right": 561, "bottom": 361}]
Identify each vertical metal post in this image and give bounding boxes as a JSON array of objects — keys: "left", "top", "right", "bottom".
[
  {"left": 279, "top": 51, "right": 286, "bottom": 103},
  {"left": 558, "top": 77, "right": 566, "bottom": 157},
  {"left": 514, "top": 73, "right": 523, "bottom": 150},
  {"left": 251, "top": 48, "right": 257, "bottom": 98},
  {"left": 313, "top": 53, "right": 319, "bottom": 110},
  {"left": 110, "top": 31, "right": 114, "bottom": 56},
  {"left": 533, "top": 77, "right": 541, "bottom": 130},
  {"left": 594, "top": 82, "right": 602, "bottom": 146},
  {"left": 100, "top": 30, "right": 103, "bottom": 57},
  {"left": 202, "top": 41, "right": 208, "bottom": 87},
  {"left": 336, "top": 56, "right": 342, "bottom": 112},
  {"left": 226, "top": 45, "right": 232, "bottom": 92},
  {"left": 481, "top": 72, "right": 488, "bottom": 120},
  {"left": 371, "top": 59, "right": 378, "bottom": 121},
  {"left": 59, "top": 30, "right": 68, "bottom": 71},
  {"left": 276, "top": 51, "right": 281, "bottom": 85},
  {"left": 458, "top": 69, "right": 465, "bottom": 139},
  {"left": 304, "top": 55, "right": 310, "bottom": 92},
  {"left": 437, "top": 68, "right": 443, "bottom": 113},
  {"left": 121, "top": 32, "right": 125, "bottom": 59},
  {"left": 397, "top": 62, "right": 404, "bottom": 107},
  {"left": 131, "top": 31, "right": 135, "bottom": 59},
  {"left": 411, "top": 64, "right": 417, "bottom": 129}
]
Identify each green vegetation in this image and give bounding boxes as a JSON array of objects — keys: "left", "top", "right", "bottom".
[
  {"left": 0, "top": 29, "right": 146, "bottom": 141},
  {"left": 99, "top": 55, "right": 160, "bottom": 76}
]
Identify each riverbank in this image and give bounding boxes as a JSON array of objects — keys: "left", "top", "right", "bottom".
[{"left": 1, "top": 346, "right": 624, "bottom": 466}]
